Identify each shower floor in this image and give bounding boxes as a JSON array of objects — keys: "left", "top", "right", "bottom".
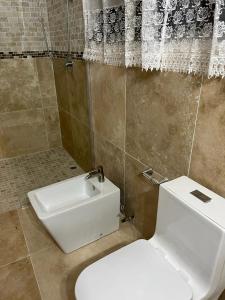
[{"left": 0, "top": 148, "right": 83, "bottom": 214}]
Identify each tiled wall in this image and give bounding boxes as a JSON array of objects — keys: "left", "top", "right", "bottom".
[
  {"left": 88, "top": 63, "right": 225, "bottom": 238},
  {"left": 0, "top": 0, "right": 50, "bottom": 54},
  {"left": 0, "top": 0, "right": 84, "bottom": 58},
  {"left": 46, "top": 0, "right": 84, "bottom": 53},
  {"left": 53, "top": 58, "right": 93, "bottom": 171},
  {"left": 0, "top": 58, "right": 61, "bottom": 158}
]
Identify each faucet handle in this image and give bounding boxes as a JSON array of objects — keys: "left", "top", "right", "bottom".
[
  {"left": 85, "top": 165, "right": 105, "bottom": 182},
  {"left": 88, "top": 169, "right": 99, "bottom": 176},
  {"left": 97, "top": 165, "right": 104, "bottom": 182},
  {"left": 97, "top": 165, "right": 103, "bottom": 173}
]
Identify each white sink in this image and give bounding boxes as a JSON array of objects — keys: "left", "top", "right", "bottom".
[
  {"left": 31, "top": 176, "right": 100, "bottom": 215},
  {"left": 28, "top": 174, "right": 120, "bottom": 253}
]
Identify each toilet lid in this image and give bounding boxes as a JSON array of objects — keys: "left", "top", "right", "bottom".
[{"left": 75, "top": 239, "right": 193, "bottom": 300}]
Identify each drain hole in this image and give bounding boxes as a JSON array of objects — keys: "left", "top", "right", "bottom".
[{"left": 70, "top": 166, "right": 77, "bottom": 170}]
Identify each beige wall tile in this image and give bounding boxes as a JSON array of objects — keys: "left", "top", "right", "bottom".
[
  {"left": 44, "top": 107, "right": 62, "bottom": 148},
  {"left": 0, "top": 210, "right": 27, "bottom": 267},
  {"left": 94, "top": 134, "right": 125, "bottom": 195},
  {"left": 36, "top": 57, "right": 58, "bottom": 108},
  {"left": 0, "top": 58, "right": 62, "bottom": 159},
  {"left": 48, "top": 130, "right": 62, "bottom": 149},
  {"left": 0, "top": 59, "right": 42, "bottom": 113},
  {"left": 0, "top": 124, "right": 48, "bottom": 158},
  {"left": 59, "top": 110, "right": 74, "bottom": 157},
  {"left": 71, "top": 116, "right": 93, "bottom": 171},
  {"left": 189, "top": 77, "right": 225, "bottom": 198},
  {"left": 53, "top": 58, "right": 69, "bottom": 112},
  {"left": 125, "top": 154, "right": 158, "bottom": 238},
  {"left": 126, "top": 69, "right": 201, "bottom": 178},
  {"left": 90, "top": 63, "right": 126, "bottom": 149},
  {"left": 67, "top": 61, "right": 89, "bottom": 126},
  {"left": 0, "top": 109, "right": 45, "bottom": 128},
  {"left": 0, "top": 257, "right": 41, "bottom": 300},
  {"left": 0, "top": 110, "right": 48, "bottom": 158}
]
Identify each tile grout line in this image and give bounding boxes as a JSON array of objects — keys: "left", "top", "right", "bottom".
[
  {"left": 187, "top": 75, "right": 204, "bottom": 177},
  {"left": 0, "top": 106, "right": 58, "bottom": 116},
  {"left": 54, "top": 103, "right": 63, "bottom": 149},
  {"left": 17, "top": 208, "right": 44, "bottom": 300},
  {"left": 34, "top": 58, "right": 50, "bottom": 150},
  {"left": 86, "top": 62, "right": 96, "bottom": 166},
  {"left": 16, "top": 209, "right": 30, "bottom": 257},
  {"left": 59, "top": 107, "right": 91, "bottom": 130},
  {"left": 0, "top": 254, "right": 28, "bottom": 270},
  {"left": 51, "top": 59, "right": 63, "bottom": 147},
  {"left": 94, "top": 129, "right": 163, "bottom": 176},
  {"left": 0, "top": 146, "right": 64, "bottom": 163},
  {"left": 93, "top": 130, "right": 124, "bottom": 153},
  {"left": 123, "top": 69, "right": 127, "bottom": 213},
  {"left": 125, "top": 151, "right": 148, "bottom": 168},
  {"left": 0, "top": 111, "right": 47, "bottom": 129}
]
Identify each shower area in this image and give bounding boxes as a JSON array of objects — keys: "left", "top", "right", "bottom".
[{"left": 0, "top": 0, "right": 92, "bottom": 214}]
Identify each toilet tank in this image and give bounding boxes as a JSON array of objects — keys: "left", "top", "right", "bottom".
[{"left": 153, "top": 176, "right": 225, "bottom": 299}]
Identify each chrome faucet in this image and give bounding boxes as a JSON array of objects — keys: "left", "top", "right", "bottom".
[{"left": 85, "top": 166, "right": 105, "bottom": 183}]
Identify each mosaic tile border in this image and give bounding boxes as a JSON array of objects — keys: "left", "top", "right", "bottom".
[
  {"left": 51, "top": 51, "right": 83, "bottom": 59},
  {"left": 0, "top": 51, "right": 84, "bottom": 60}
]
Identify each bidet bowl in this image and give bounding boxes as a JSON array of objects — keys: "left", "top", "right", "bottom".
[{"left": 28, "top": 174, "right": 120, "bottom": 253}]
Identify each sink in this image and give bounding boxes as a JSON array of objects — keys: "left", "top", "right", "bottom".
[
  {"left": 28, "top": 174, "right": 120, "bottom": 253},
  {"left": 32, "top": 177, "right": 100, "bottom": 214}
]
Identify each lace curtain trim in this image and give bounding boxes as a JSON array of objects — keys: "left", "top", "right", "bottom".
[{"left": 82, "top": 0, "right": 225, "bottom": 77}]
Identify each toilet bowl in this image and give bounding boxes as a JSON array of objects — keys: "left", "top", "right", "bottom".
[{"left": 75, "top": 176, "right": 225, "bottom": 300}]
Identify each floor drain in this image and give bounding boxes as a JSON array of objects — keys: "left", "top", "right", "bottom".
[{"left": 70, "top": 166, "right": 77, "bottom": 170}]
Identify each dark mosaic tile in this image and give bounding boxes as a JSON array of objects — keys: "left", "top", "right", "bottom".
[{"left": 0, "top": 51, "right": 83, "bottom": 60}]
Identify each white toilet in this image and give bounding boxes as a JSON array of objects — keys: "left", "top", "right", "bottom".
[{"left": 75, "top": 176, "right": 225, "bottom": 300}]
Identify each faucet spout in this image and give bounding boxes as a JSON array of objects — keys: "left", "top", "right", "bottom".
[{"left": 85, "top": 166, "right": 105, "bottom": 183}]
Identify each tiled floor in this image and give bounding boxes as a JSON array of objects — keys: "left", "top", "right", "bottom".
[
  {"left": 0, "top": 208, "right": 140, "bottom": 300},
  {"left": 0, "top": 148, "right": 83, "bottom": 213}
]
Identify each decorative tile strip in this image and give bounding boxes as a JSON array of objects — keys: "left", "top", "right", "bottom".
[
  {"left": 0, "top": 51, "right": 84, "bottom": 60},
  {"left": 50, "top": 51, "right": 84, "bottom": 60}
]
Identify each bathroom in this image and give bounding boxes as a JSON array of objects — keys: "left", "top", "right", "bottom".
[{"left": 0, "top": 0, "right": 225, "bottom": 299}]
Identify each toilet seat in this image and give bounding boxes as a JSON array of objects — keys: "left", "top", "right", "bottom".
[{"left": 75, "top": 239, "right": 193, "bottom": 300}]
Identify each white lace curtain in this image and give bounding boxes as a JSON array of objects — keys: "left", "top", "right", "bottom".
[{"left": 82, "top": 0, "right": 225, "bottom": 77}]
